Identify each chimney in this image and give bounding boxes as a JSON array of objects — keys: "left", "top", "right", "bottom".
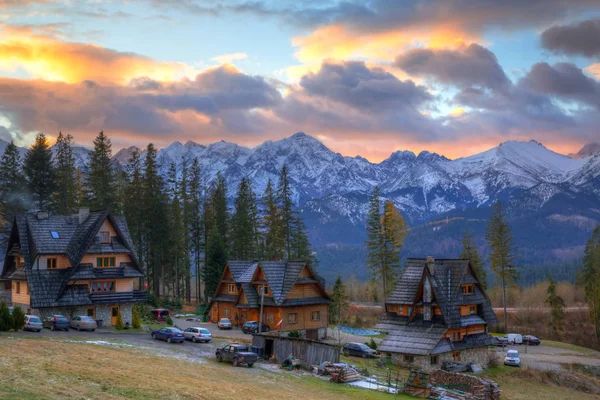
[
  {"left": 423, "top": 276, "right": 432, "bottom": 323},
  {"left": 426, "top": 256, "right": 435, "bottom": 275},
  {"left": 78, "top": 208, "right": 89, "bottom": 223},
  {"left": 36, "top": 211, "right": 49, "bottom": 220}
]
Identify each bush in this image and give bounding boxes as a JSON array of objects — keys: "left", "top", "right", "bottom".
[
  {"left": 132, "top": 305, "right": 141, "bottom": 329},
  {"left": 166, "top": 316, "right": 173, "bottom": 326},
  {"left": 288, "top": 330, "right": 302, "bottom": 338},
  {"left": 366, "top": 337, "right": 378, "bottom": 350},
  {"left": 0, "top": 301, "right": 12, "bottom": 331},
  {"left": 12, "top": 306, "right": 26, "bottom": 330},
  {"left": 147, "top": 292, "right": 160, "bottom": 308},
  {"left": 115, "top": 310, "right": 124, "bottom": 330}
]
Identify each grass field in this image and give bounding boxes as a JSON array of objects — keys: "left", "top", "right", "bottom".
[
  {"left": 0, "top": 337, "right": 407, "bottom": 400},
  {"left": 542, "top": 340, "right": 598, "bottom": 354}
]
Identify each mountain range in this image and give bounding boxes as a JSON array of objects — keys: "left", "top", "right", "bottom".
[{"left": 2, "top": 133, "right": 599, "bottom": 284}]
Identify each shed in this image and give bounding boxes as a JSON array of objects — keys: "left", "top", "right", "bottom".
[{"left": 252, "top": 333, "right": 340, "bottom": 367}]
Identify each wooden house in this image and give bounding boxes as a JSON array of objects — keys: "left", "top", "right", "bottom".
[
  {"left": 376, "top": 257, "right": 498, "bottom": 371},
  {"left": 0, "top": 209, "right": 146, "bottom": 325},
  {"left": 209, "top": 260, "right": 330, "bottom": 340}
]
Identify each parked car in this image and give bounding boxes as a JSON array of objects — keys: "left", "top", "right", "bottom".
[
  {"left": 151, "top": 327, "right": 185, "bottom": 343},
  {"left": 217, "top": 318, "right": 232, "bottom": 330},
  {"left": 504, "top": 350, "right": 521, "bottom": 367},
  {"left": 24, "top": 315, "right": 42, "bottom": 332},
  {"left": 495, "top": 336, "right": 509, "bottom": 346},
  {"left": 70, "top": 316, "right": 98, "bottom": 331},
  {"left": 342, "top": 342, "right": 377, "bottom": 358},
  {"left": 215, "top": 343, "right": 258, "bottom": 367},
  {"left": 186, "top": 317, "right": 202, "bottom": 322},
  {"left": 43, "top": 315, "right": 69, "bottom": 331},
  {"left": 151, "top": 308, "right": 170, "bottom": 321},
  {"left": 506, "top": 333, "right": 523, "bottom": 345},
  {"left": 183, "top": 327, "right": 212, "bottom": 343},
  {"left": 242, "top": 321, "right": 270, "bottom": 334},
  {"left": 523, "top": 335, "right": 541, "bottom": 345}
]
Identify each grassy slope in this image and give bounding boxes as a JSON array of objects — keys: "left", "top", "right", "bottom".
[{"left": 0, "top": 337, "right": 408, "bottom": 400}]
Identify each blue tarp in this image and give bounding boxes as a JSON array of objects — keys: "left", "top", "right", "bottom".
[{"left": 338, "top": 326, "right": 380, "bottom": 336}]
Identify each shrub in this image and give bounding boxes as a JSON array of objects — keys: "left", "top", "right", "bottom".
[
  {"left": 132, "top": 305, "right": 141, "bottom": 329},
  {"left": 12, "top": 306, "right": 26, "bottom": 330},
  {"left": 366, "top": 337, "right": 378, "bottom": 350},
  {"left": 288, "top": 330, "right": 302, "bottom": 338},
  {"left": 147, "top": 292, "right": 160, "bottom": 308},
  {"left": 0, "top": 301, "right": 12, "bottom": 331},
  {"left": 166, "top": 316, "right": 173, "bottom": 326},
  {"left": 115, "top": 310, "right": 124, "bottom": 330}
]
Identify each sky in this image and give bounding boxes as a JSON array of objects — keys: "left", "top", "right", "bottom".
[{"left": 1, "top": 1, "right": 600, "bottom": 161}]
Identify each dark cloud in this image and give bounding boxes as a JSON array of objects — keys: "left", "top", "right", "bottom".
[
  {"left": 541, "top": 18, "right": 600, "bottom": 58},
  {"left": 394, "top": 44, "right": 510, "bottom": 89},
  {"left": 300, "top": 60, "right": 432, "bottom": 111}
]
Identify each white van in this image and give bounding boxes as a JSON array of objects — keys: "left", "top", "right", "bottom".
[{"left": 506, "top": 333, "right": 523, "bottom": 345}]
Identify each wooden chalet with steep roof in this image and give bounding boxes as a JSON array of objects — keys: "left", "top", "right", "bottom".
[
  {"left": 376, "top": 257, "right": 497, "bottom": 371},
  {"left": 209, "top": 260, "right": 330, "bottom": 340},
  {"left": 0, "top": 209, "right": 146, "bottom": 326}
]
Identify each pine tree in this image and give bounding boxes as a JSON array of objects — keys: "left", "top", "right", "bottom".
[
  {"left": 366, "top": 186, "right": 383, "bottom": 291},
  {"left": 379, "top": 201, "right": 407, "bottom": 296},
  {"left": 204, "top": 173, "right": 228, "bottom": 298},
  {"left": 263, "top": 178, "right": 283, "bottom": 260},
  {"left": 178, "top": 159, "right": 192, "bottom": 303},
  {"left": 460, "top": 229, "right": 487, "bottom": 289},
  {"left": 212, "top": 172, "right": 229, "bottom": 244},
  {"left": 583, "top": 226, "right": 600, "bottom": 341},
  {"left": 23, "top": 132, "right": 55, "bottom": 210},
  {"left": 132, "top": 305, "right": 141, "bottom": 329},
  {"left": 277, "top": 165, "right": 294, "bottom": 259},
  {"left": 486, "top": 201, "right": 519, "bottom": 333},
  {"left": 205, "top": 226, "right": 227, "bottom": 298},
  {"left": 124, "top": 150, "right": 145, "bottom": 273},
  {"left": 329, "top": 276, "right": 349, "bottom": 325},
  {"left": 52, "top": 132, "right": 78, "bottom": 215},
  {"left": 231, "top": 177, "right": 259, "bottom": 260},
  {"left": 188, "top": 158, "right": 204, "bottom": 301},
  {"left": 545, "top": 275, "right": 565, "bottom": 336},
  {"left": 0, "top": 141, "right": 27, "bottom": 222},
  {"left": 291, "top": 216, "right": 316, "bottom": 265},
  {"left": 86, "top": 131, "right": 118, "bottom": 211}
]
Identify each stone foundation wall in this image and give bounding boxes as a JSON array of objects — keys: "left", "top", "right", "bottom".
[
  {"left": 390, "top": 346, "right": 492, "bottom": 372},
  {"left": 33, "top": 303, "right": 134, "bottom": 326}
]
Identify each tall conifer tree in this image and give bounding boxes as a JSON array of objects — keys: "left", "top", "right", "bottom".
[
  {"left": 546, "top": 275, "right": 565, "bottom": 336},
  {"left": 460, "top": 229, "right": 486, "bottom": 288},
  {"left": 86, "top": 131, "right": 118, "bottom": 211},
  {"left": 277, "top": 165, "right": 294, "bottom": 259},
  {"left": 231, "top": 177, "right": 259, "bottom": 260},
  {"left": 188, "top": 158, "right": 204, "bottom": 301},
  {"left": 583, "top": 226, "right": 600, "bottom": 341},
  {"left": 52, "top": 132, "right": 78, "bottom": 215},
  {"left": 263, "top": 178, "right": 283, "bottom": 260},
  {"left": 0, "top": 141, "right": 27, "bottom": 221},
  {"left": 23, "top": 133, "right": 54, "bottom": 211}
]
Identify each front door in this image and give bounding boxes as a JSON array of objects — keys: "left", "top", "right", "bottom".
[{"left": 111, "top": 306, "right": 120, "bottom": 325}]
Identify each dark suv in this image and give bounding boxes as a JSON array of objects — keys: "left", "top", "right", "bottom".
[
  {"left": 242, "top": 321, "right": 270, "bottom": 334},
  {"left": 216, "top": 343, "right": 258, "bottom": 367}
]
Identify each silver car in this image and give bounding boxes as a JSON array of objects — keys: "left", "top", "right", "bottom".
[
  {"left": 24, "top": 315, "right": 42, "bottom": 332},
  {"left": 183, "top": 327, "right": 212, "bottom": 343},
  {"left": 504, "top": 350, "right": 521, "bottom": 367},
  {"left": 217, "top": 318, "right": 232, "bottom": 330},
  {"left": 70, "top": 316, "right": 98, "bottom": 331}
]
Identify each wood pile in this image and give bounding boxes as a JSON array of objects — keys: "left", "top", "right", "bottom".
[
  {"left": 429, "top": 370, "right": 501, "bottom": 400},
  {"left": 328, "top": 366, "right": 361, "bottom": 383}
]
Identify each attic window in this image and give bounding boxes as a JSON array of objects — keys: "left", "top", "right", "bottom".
[
  {"left": 50, "top": 231, "right": 60, "bottom": 239},
  {"left": 461, "top": 284, "right": 474, "bottom": 295}
]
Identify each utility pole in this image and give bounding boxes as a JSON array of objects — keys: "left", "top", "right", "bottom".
[{"left": 259, "top": 283, "right": 265, "bottom": 334}]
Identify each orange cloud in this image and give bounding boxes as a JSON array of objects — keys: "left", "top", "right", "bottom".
[
  {"left": 586, "top": 63, "right": 600, "bottom": 79},
  {"left": 0, "top": 24, "right": 199, "bottom": 84}
]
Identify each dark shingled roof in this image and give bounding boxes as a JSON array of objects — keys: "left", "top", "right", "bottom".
[
  {"left": 2, "top": 211, "right": 145, "bottom": 308},
  {"left": 378, "top": 324, "right": 447, "bottom": 355},
  {"left": 280, "top": 296, "right": 330, "bottom": 307},
  {"left": 378, "top": 258, "right": 498, "bottom": 355},
  {"left": 227, "top": 261, "right": 256, "bottom": 281}
]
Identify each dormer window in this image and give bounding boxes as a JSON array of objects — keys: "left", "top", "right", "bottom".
[
  {"left": 461, "top": 284, "right": 474, "bottom": 295},
  {"left": 50, "top": 231, "right": 60, "bottom": 239},
  {"left": 100, "top": 231, "right": 111, "bottom": 243},
  {"left": 47, "top": 258, "right": 57, "bottom": 269},
  {"left": 227, "top": 284, "right": 235, "bottom": 293},
  {"left": 259, "top": 286, "right": 269, "bottom": 296}
]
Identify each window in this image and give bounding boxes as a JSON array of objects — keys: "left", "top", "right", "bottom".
[
  {"left": 461, "top": 284, "right": 474, "bottom": 295},
  {"left": 50, "top": 231, "right": 60, "bottom": 239},
  {"left": 100, "top": 231, "right": 110, "bottom": 243},
  {"left": 403, "top": 355, "right": 414, "bottom": 363},
  {"left": 47, "top": 258, "right": 57, "bottom": 269},
  {"left": 430, "top": 355, "right": 439, "bottom": 365},
  {"left": 227, "top": 284, "right": 235, "bottom": 293},
  {"left": 311, "top": 311, "right": 320, "bottom": 321},
  {"left": 224, "top": 308, "right": 230, "bottom": 317},
  {"left": 16, "top": 281, "right": 20, "bottom": 294},
  {"left": 451, "top": 332, "right": 461, "bottom": 341},
  {"left": 96, "top": 257, "right": 116, "bottom": 268},
  {"left": 469, "top": 305, "right": 476, "bottom": 315},
  {"left": 86, "top": 308, "right": 96, "bottom": 318},
  {"left": 453, "top": 351, "right": 461, "bottom": 361},
  {"left": 288, "top": 312, "right": 298, "bottom": 324},
  {"left": 258, "top": 286, "right": 270, "bottom": 296},
  {"left": 91, "top": 281, "right": 115, "bottom": 293}
]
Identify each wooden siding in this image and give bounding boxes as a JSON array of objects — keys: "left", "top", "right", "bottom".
[
  {"left": 37, "top": 255, "right": 71, "bottom": 269},
  {"left": 81, "top": 254, "right": 132, "bottom": 267},
  {"left": 298, "top": 266, "right": 311, "bottom": 278},
  {"left": 281, "top": 304, "right": 328, "bottom": 331},
  {"left": 386, "top": 304, "right": 412, "bottom": 315},
  {"left": 466, "top": 324, "right": 485, "bottom": 335},
  {"left": 12, "top": 280, "right": 30, "bottom": 305},
  {"left": 216, "top": 282, "right": 238, "bottom": 296},
  {"left": 459, "top": 304, "right": 477, "bottom": 316},
  {"left": 286, "top": 282, "right": 323, "bottom": 299},
  {"left": 72, "top": 278, "right": 134, "bottom": 293},
  {"left": 252, "top": 335, "right": 339, "bottom": 365},
  {"left": 99, "top": 219, "right": 117, "bottom": 238}
]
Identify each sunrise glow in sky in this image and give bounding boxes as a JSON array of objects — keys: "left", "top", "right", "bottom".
[{"left": 1, "top": 1, "right": 600, "bottom": 161}]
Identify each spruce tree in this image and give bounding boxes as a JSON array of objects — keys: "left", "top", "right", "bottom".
[
  {"left": 291, "top": 216, "right": 316, "bottom": 265},
  {"left": 379, "top": 201, "right": 407, "bottom": 296},
  {"left": 205, "top": 226, "right": 227, "bottom": 298},
  {"left": 366, "top": 186, "right": 383, "bottom": 291},
  {"left": 0, "top": 141, "right": 27, "bottom": 221},
  {"left": 583, "top": 226, "right": 600, "bottom": 341},
  {"left": 23, "top": 132, "right": 55, "bottom": 210},
  {"left": 545, "top": 275, "right": 565, "bottom": 336},
  {"left": 204, "top": 173, "right": 228, "bottom": 298},
  {"left": 277, "top": 165, "right": 294, "bottom": 259},
  {"left": 231, "top": 177, "right": 259, "bottom": 260},
  {"left": 263, "top": 178, "right": 283, "bottom": 260},
  {"left": 188, "top": 158, "right": 204, "bottom": 301},
  {"left": 178, "top": 159, "right": 192, "bottom": 302},
  {"left": 52, "top": 132, "right": 78, "bottom": 215},
  {"left": 124, "top": 150, "right": 145, "bottom": 271},
  {"left": 329, "top": 276, "right": 349, "bottom": 325},
  {"left": 486, "top": 201, "right": 519, "bottom": 333},
  {"left": 86, "top": 131, "right": 118, "bottom": 211},
  {"left": 460, "top": 229, "right": 487, "bottom": 288}
]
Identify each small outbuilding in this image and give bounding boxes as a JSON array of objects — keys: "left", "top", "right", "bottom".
[{"left": 252, "top": 332, "right": 340, "bottom": 367}]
